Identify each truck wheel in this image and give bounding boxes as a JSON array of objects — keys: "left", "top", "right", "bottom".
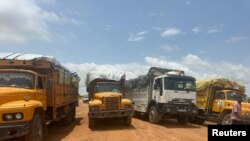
[
  {"left": 124, "top": 116, "right": 132, "bottom": 126},
  {"left": 220, "top": 113, "right": 231, "bottom": 125},
  {"left": 25, "top": 113, "right": 44, "bottom": 141},
  {"left": 149, "top": 106, "right": 159, "bottom": 124},
  {"left": 89, "top": 118, "right": 96, "bottom": 128},
  {"left": 177, "top": 115, "right": 189, "bottom": 125}
]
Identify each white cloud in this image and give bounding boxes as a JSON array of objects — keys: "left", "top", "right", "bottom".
[
  {"left": 226, "top": 36, "right": 248, "bottom": 43},
  {"left": 192, "top": 26, "right": 201, "bottom": 33},
  {"left": 65, "top": 62, "right": 149, "bottom": 95},
  {"left": 144, "top": 57, "right": 192, "bottom": 74},
  {"left": 128, "top": 31, "right": 148, "bottom": 42},
  {"left": 182, "top": 54, "right": 211, "bottom": 70},
  {"left": 65, "top": 54, "right": 250, "bottom": 96},
  {"left": 161, "top": 44, "right": 180, "bottom": 52},
  {"left": 161, "top": 28, "right": 184, "bottom": 37},
  {"left": 207, "top": 28, "right": 219, "bottom": 33},
  {"left": 152, "top": 26, "right": 162, "bottom": 31},
  {"left": 39, "top": 0, "right": 57, "bottom": 4},
  {"left": 0, "top": 0, "right": 79, "bottom": 43}
]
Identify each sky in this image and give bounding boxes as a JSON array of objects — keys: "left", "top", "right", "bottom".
[{"left": 0, "top": 0, "right": 250, "bottom": 96}]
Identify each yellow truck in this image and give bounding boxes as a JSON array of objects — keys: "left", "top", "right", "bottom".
[
  {"left": 0, "top": 53, "right": 80, "bottom": 141},
  {"left": 86, "top": 70, "right": 133, "bottom": 128},
  {"left": 194, "top": 78, "right": 250, "bottom": 125}
]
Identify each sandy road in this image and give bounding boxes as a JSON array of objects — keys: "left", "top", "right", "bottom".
[{"left": 47, "top": 101, "right": 207, "bottom": 141}]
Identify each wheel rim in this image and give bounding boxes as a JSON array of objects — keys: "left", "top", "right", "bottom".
[
  {"left": 35, "top": 118, "right": 43, "bottom": 141},
  {"left": 222, "top": 114, "right": 231, "bottom": 125}
]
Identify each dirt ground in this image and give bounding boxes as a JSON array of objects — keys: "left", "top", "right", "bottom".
[{"left": 47, "top": 101, "right": 208, "bottom": 141}]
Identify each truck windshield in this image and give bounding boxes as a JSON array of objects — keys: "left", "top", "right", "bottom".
[
  {"left": 226, "top": 92, "right": 246, "bottom": 101},
  {"left": 96, "top": 83, "right": 121, "bottom": 93},
  {"left": 0, "top": 72, "right": 34, "bottom": 89},
  {"left": 164, "top": 77, "right": 196, "bottom": 91}
]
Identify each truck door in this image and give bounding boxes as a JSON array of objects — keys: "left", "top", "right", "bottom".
[
  {"left": 212, "top": 92, "right": 225, "bottom": 113},
  {"left": 36, "top": 76, "right": 47, "bottom": 109},
  {"left": 153, "top": 78, "right": 163, "bottom": 103}
]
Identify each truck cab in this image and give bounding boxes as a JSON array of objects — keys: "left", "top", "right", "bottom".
[
  {"left": 126, "top": 67, "right": 198, "bottom": 124},
  {"left": 86, "top": 71, "right": 133, "bottom": 128},
  {"left": 0, "top": 69, "right": 48, "bottom": 140},
  {"left": 0, "top": 53, "right": 80, "bottom": 141},
  {"left": 210, "top": 90, "right": 250, "bottom": 124},
  {"left": 150, "top": 71, "right": 197, "bottom": 124},
  {"left": 153, "top": 73, "right": 196, "bottom": 105},
  {"left": 196, "top": 78, "right": 250, "bottom": 125}
]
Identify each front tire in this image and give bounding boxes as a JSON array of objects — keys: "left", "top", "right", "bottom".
[
  {"left": 148, "top": 106, "right": 160, "bottom": 124},
  {"left": 124, "top": 116, "right": 132, "bottom": 126},
  {"left": 25, "top": 113, "right": 44, "bottom": 141},
  {"left": 220, "top": 113, "right": 231, "bottom": 125}
]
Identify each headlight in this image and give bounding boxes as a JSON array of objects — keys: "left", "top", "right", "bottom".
[
  {"left": 3, "top": 112, "right": 23, "bottom": 121},
  {"left": 124, "top": 105, "right": 132, "bottom": 109},
  {"left": 90, "top": 106, "right": 99, "bottom": 111},
  {"left": 15, "top": 113, "right": 23, "bottom": 120},
  {"left": 4, "top": 114, "right": 14, "bottom": 121}
]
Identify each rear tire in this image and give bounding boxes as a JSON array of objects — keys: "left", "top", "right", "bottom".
[
  {"left": 25, "top": 113, "right": 44, "bottom": 141},
  {"left": 124, "top": 116, "right": 132, "bottom": 126},
  {"left": 177, "top": 115, "right": 189, "bottom": 125},
  {"left": 148, "top": 106, "right": 160, "bottom": 124}
]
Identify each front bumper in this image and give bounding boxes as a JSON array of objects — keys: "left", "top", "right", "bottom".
[
  {"left": 88, "top": 109, "right": 133, "bottom": 118},
  {"left": 160, "top": 104, "right": 198, "bottom": 116},
  {"left": 0, "top": 122, "right": 29, "bottom": 140}
]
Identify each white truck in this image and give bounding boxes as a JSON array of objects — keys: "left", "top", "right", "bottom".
[{"left": 125, "top": 67, "right": 198, "bottom": 124}]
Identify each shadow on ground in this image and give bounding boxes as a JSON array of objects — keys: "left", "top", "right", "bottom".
[
  {"left": 47, "top": 117, "right": 83, "bottom": 141},
  {"left": 133, "top": 114, "right": 204, "bottom": 129},
  {"left": 90, "top": 118, "right": 136, "bottom": 131}
]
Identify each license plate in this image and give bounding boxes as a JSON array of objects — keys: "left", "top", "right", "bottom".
[{"left": 178, "top": 109, "right": 187, "bottom": 112}]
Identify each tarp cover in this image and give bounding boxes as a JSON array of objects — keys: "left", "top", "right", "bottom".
[
  {"left": 85, "top": 70, "right": 125, "bottom": 86},
  {"left": 196, "top": 78, "right": 245, "bottom": 93},
  {"left": 0, "top": 53, "right": 70, "bottom": 72}
]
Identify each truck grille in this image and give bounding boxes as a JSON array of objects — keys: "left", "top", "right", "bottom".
[{"left": 104, "top": 97, "right": 119, "bottom": 110}]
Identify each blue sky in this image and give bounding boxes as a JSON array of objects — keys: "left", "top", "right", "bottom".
[{"left": 0, "top": 0, "right": 250, "bottom": 95}]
